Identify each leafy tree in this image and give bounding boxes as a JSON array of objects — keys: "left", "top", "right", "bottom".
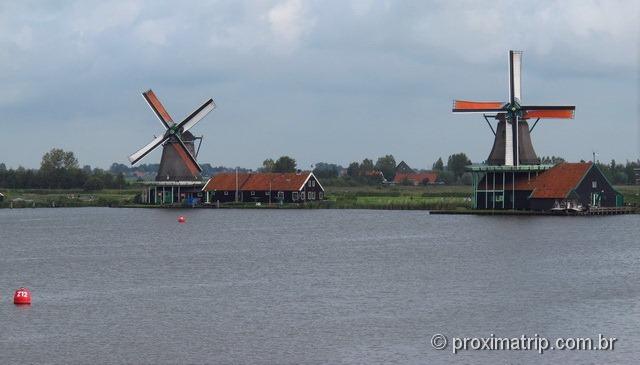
[
  {"left": 432, "top": 157, "right": 444, "bottom": 171},
  {"left": 40, "top": 148, "right": 81, "bottom": 188},
  {"left": 115, "top": 173, "right": 127, "bottom": 189},
  {"left": 0, "top": 163, "right": 6, "bottom": 172},
  {"left": 346, "top": 162, "right": 360, "bottom": 177},
  {"left": 540, "top": 156, "right": 565, "bottom": 164},
  {"left": 313, "top": 162, "right": 341, "bottom": 179},
  {"left": 83, "top": 176, "right": 104, "bottom": 191},
  {"left": 446, "top": 153, "right": 471, "bottom": 181},
  {"left": 261, "top": 158, "right": 275, "bottom": 172},
  {"left": 103, "top": 171, "right": 115, "bottom": 188},
  {"left": 438, "top": 170, "right": 455, "bottom": 184},
  {"left": 360, "top": 158, "right": 374, "bottom": 175},
  {"left": 41, "top": 148, "right": 78, "bottom": 171},
  {"left": 273, "top": 156, "right": 297, "bottom": 173},
  {"left": 375, "top": 155, "right": 396, "bottom": 181},
  {"left": 109, "top": 163, "right": 129, "bottom": 174}
]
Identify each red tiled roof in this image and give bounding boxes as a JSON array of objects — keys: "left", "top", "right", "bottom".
[
  {"left": 243, "top": 173, "right": 310, "bottom": 191},
  {"left": 394, "top": 172, "right": 438, "bottom": 184},
  {"left": 203, "top": 172, "right": 316, "bottom": 192},
  {"left": 529, "top": 162, "right": 592, "bottom": 199},
  {"left": 203, "top": 173, "right": 251, "bottom": 191},
  {"left": 476, "top": 163, "right": 593, "bottom": 199}
]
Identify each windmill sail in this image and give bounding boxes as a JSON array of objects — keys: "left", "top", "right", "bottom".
[
  {"left": 452, "top": 50, "right": 575, "bottom": 167},
  {"left": 129, "top": 89, "right": 215, "bottom": 181}
]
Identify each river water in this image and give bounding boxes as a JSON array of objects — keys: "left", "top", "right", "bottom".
[{"left": 0, "top": 208, "right": 638, "bottom": 364}]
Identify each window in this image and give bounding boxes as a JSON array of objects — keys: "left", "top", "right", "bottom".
[
  {"left": 592, "top": 181, "right": 597, "bottom": 188},
  {"left": 311, "top": 180, "right": 316, "bottom": 187},
  {"left": 308, "top": 192, "right": 315, "bottom": 200},
  {"left": 250, "top": 191, "right": 255, "bottom": 196},
  {"left": 277, "top": 191, "right": 284, "bottom": 199},
  {"left": 319, "top": 192, "right": 323, "bottom": 200},
  {"left": 308, "top": 180, "right": 312, "bottom": 187},
  {"left": 265, "top": 191, "right": 270, "bottom": 196},
  {"left": 300, "top": 191, "right": 305, "bottom": 200},
  {"left": 292, "top": 192, "right": 298, "bottom": 201},
  {"left": 224, "top": 191, "right": 229, "bottom": 196}
]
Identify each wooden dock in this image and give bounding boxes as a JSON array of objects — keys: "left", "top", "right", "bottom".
[
  {"left": 430, "top": 206, "right": 638, "bottom": 216},
  {"left": 580, "top": 207, "right": 637, "bottom": 215}
]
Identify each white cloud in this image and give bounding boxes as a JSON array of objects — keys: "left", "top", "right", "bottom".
[
  {"left": 267, "top": 0, "right": 314, "bottom": 50},
  {"left": 0, "top": 0, "right": 637, "bottom": 168}
]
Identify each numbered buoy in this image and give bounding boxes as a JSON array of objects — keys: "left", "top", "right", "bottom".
[
  {"left": 14, "top": 287, "right": 31, "bottom": 305},
  {"left": 177, "top": 215, "right": 186, "bottom": 223}
]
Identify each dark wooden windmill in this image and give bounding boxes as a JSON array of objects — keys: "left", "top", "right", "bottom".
[
  {"left": 128, "top": 90, "right": 215, "bottom": 181},
  {"left": 452, "top": 50, "right": 575, "bottom": 166}
]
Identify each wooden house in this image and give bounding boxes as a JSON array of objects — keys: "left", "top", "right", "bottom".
[
  {"left": 203, "top": 172, "right": 325, "bottom": 204},
  {"left": 474, "top": 162, "right": 623, "bottom": 211}
]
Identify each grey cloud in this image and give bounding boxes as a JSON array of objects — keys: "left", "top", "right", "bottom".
[{"left": 0, "top": 0, "right": 638, "bottom": 169}]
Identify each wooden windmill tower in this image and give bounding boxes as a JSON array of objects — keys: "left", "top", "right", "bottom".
[
  {"left": 129, "top": 90, "right": 215, "bottom": 181},
  {"left": 452, "top": 51, "right": 576, "bottom": 209},
  {"left": 129, "top": 90, "right": 216, "bottom": 205}
]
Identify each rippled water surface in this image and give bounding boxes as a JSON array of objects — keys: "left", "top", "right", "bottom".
[{"left": 0, "top": 208, "right": 638, "bottom": 364}]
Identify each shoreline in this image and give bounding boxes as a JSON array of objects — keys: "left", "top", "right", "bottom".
[
  {"left": 1, "top": 185, "right": 638, "bottom": 215},
  {"left": 2, "top": 203, "right": 637, "bottom": 215}
]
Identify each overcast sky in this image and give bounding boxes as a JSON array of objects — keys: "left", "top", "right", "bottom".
[{"left": 1, "top": 0, "right": 638, "bottom": 170}]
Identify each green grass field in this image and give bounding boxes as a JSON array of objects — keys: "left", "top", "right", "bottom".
[
  {"left": 323, "top": 184, "right": 472, "bottom": 210},
  {"left": 0, "top": 188, "right": 139, "bottom": 208},
  {"left": 615, "top": 185, "right": 640, "bottom": 206}
]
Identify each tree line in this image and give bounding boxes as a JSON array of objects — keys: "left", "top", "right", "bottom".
[
  {"left": 311, "top": 153, "right": 474, "bottom": 185},
  {"left": 3, "top": 149, "right": 637, "bottom": 190},
  {"left": 595, "top": 159, "right": 639, "bottom": 185},
  {"left": 0, "top": 149, "right": 127, "bottom": 190}
]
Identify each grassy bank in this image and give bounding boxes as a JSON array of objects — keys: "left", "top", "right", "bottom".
[
  {"left": 324, "top": 185, "right": 471, "bottom": 210},
  {"left": 0, "top": 188, "right": 138, "bottom": 208}
]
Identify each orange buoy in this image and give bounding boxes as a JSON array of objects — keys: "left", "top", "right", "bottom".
[
  {"left": 14, "top": 287, "right": 31, "bottom": 305},
  {"left": 178, "top": 215, "right": 186, "bottom": 223}
]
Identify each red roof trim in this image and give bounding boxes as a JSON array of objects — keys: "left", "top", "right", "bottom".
[{"left": 203, "top": 172, "right": 322, "bottom": 192}]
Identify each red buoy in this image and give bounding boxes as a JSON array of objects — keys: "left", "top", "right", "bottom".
[
  {"left": 14, "top": 287, "right": 31, "bottom": 305},
  {"left": 178, "top": 215, "right": 186, "bottom": 223}
]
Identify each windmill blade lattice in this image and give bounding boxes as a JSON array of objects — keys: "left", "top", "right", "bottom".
[{"left": 128, "top": 89, "right": 216, "bottom": 176}]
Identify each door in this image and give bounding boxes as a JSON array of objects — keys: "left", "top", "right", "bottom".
[{"left": 163, "top": 190, "right": 173, "bottom": 204}]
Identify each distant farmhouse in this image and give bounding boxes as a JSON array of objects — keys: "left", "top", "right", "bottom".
[
  {"left": 395, "top": 161, "right": 414, "bottom": 174},
  {"left": 392, "top": 161, "right": 439, "bottom": 185},
  {"left": 203, "top": 171, "right": 324, "bottom": 204},
  {"left": 394, "top": 172, "right": 439, "bottom": 186}
]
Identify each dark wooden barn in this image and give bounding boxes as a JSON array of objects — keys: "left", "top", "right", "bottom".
[
  {"left": 526, "top": 162, "right": 623, "bottom": 210},
  {"left": 473, "top": 162, "right": 623, "bottom": 211},
  {"left": 203, "top": 172, "right": 325, "bottom": 204}
]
